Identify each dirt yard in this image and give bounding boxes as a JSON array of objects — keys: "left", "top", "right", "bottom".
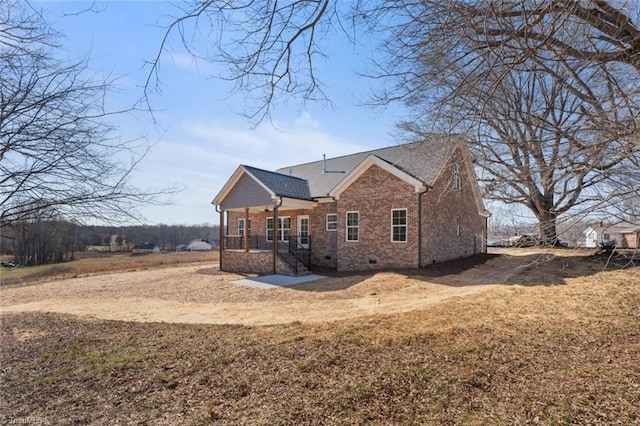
[
  {"left": 2, "top": 248, "right": 638, "bottom": 424},
  {"left": 0, "top": 248, "right": 607, "bottom": 325}
]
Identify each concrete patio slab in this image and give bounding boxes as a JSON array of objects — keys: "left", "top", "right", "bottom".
[{"left": 230, "top": 274, "right": 326, "bottom": 289}]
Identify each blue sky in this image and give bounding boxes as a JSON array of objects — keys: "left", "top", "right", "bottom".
[{"left": 36, "top": 1, "right": 407, "bottom": 226}]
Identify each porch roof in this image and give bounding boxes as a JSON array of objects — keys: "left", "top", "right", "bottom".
[{"left": 212, "top": 165, "right": 317, "bottom": 212}]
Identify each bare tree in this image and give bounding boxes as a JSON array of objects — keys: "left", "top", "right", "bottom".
[
  {"left": 402, "top": 54, "right": 639, "bottom": 244},
  {"left": 1, "top": 1, "right": 166, "bottom": 230},
  {"left": 147, "top": 0, "right": 339, "bottom": 122},
  {"left": 155, "top": 1, "right": 640, "bottom": 237},
  {"left": 352, "top": 1, "right": 638, "bottom": 141},
  {"left": 154, "top": 1, "right": 639, "bottom": 122}
]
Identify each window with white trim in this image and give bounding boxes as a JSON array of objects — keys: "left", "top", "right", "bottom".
[
  {"left": 266, "top": 217, "right": 273, "bottom": 242},
  {"left": 391, "top": 209, "right": 407, "bottom": 242},
  {"left": 266, "top": 217, "right": 290, "bottom": 242},
  {"left": 280, "top": 217, "right": 291, "bottom": 242},
  {"left": 453, "top": 164, "right": 461, "bottom": 190},
  {"left": 346, "top": 211, "right": 359, "bottom": 242},
  {"left": 326, "top": 213, "right": 337, "bottom": 231},
  {"left": 238, "top": 218, "right": 251, "bottom": 238}
]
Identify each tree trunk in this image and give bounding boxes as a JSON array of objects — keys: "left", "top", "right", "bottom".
[{"left": 537, "top": 212, "right": 559, "bottom": 246}]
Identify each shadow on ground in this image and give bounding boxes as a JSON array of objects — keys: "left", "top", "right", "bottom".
[{"left": 290, "top": 249, "right": 637, "bottom": 293}]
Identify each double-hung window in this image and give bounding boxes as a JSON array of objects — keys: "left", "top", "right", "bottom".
[
  {"left": 326, "top": 213, "right": 337, "bottom": 231},
  {"left": 238, "top": 219, "right": 251, "bottom": 238},
  {"left": 266, "top": 217, "right": 291, "bottom": 242},
  {"left": 346, "top": 211, "right": 359, "bottom": 242},
  {"left": 266, "top": 218, "right": 274, "bottom": 242},
  {"left": 391, "top": 209, "right": 407, "bottom": 243}
]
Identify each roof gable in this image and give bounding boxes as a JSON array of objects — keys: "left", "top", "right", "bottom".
[
  {"left": 329, "top": 155, "right": 426, "bottom": 199},
  {"left": 212, "top": 165, "right": 312, "bottom": 209}
]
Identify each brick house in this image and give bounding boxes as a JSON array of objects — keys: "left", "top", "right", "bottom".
[
  {"left": 584, "top": 222, "right": 640, "bottom": 248},
  {"left": 212, "top": 137, "right": 490, "bottom": 275}
]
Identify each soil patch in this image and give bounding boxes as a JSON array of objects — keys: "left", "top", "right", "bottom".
[{"left": 0, "top": 249, "right": 611, "bottom": 325}]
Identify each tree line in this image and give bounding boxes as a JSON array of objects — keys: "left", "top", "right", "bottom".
[{"left": 0, "top": 221, "right": 219, "bottom": 266}]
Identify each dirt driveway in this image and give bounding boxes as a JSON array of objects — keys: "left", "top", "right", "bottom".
[{"left": 0, "top": 249, "right": 575, "bottom": 325}]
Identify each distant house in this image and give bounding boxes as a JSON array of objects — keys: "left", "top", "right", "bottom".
[
  {"left": 212, "top": 137, "right": 490, "bottom": 275},
  {"left": 187, "top": 239, "right": 213, "bottom": 251},
  {"left": 584, "top": 222, "right": 640, "bottom": 248},
  {"left": 132, "top": 243, "right": 160, "bottom": 254}
]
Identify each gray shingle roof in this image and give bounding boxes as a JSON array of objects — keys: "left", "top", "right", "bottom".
[
  {"left": 589, "top": 222, "right": 640, "bottom": 234},
  {"left": 275, "top": 137, "right": 461, "bottom": 198},
  {"left": 242, "top": 165, "right": 313, "bottom": 200}
]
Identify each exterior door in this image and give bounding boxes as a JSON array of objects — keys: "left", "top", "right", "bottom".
[{"left": 297, "top": 215, "right": 310, "bottom": 249}]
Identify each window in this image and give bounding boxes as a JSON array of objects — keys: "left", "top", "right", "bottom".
[
  {"left": 453, "top": 164, "right": 461, "bottom": 190},
  {"left": 391, "top": 209, "right": 407, "bottom": 242},
  {"left": 456, "top": 216, "right": 460, "bottom": 236},
  {"left": 266, "top": 217, "right": 290, "bottom": 242},
  {"left": 346, "top": 211, "right": 359, "bottom": 242},
  {"left": 238, "top": 219, "right": 245, "bottom": 238},
  {"left": 266, "top": 217, "right": 273, "bottom": 242},
  {"left": 326, "top": 213, "right": 337, "bottom": 231},
  {"left": 280, "top": 217, "right": 291, "bottom": 242}
]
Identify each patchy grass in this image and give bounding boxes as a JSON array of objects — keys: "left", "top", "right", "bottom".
[
  {"left": 0, "top": 251, "right": 218, "bottom": 287},
  {"left": 1, "top": 257, "right": 639, "bottom": 424}
]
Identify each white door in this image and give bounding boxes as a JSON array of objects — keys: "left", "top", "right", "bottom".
[{"left": 297, "top": 215, "right": 310, "bottom": 249}]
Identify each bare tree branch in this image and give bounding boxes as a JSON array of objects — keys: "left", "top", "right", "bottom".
[{"left": 1, "top": 0, "right": 177, "bottom": 230}]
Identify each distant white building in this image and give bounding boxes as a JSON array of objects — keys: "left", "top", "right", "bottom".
[{"left": 187, "top": 239, "right": 212, "bottom": 251}]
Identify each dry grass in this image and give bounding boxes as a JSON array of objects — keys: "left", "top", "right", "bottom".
[
  {"left": 1, "top": 249, "right": 639, "bottom": 424},
  {"left": 0, "top": 251, "right": 218, "bottom": 287}
]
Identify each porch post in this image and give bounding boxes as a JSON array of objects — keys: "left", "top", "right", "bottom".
[
  {"left": 219, "top": 207, "right": 224, "bottom": 270},
  {"left": 244, "top": 207, "right": 249, "bottom": 253},
  {"left": 272, "top": 206, "right": 278, "bottom": 274}
]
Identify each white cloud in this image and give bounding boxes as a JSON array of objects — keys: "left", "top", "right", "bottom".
[
  {"left": 131, "top": 113, "right": 374, "bottom": 225},
  {"left": 164, "top": 52, "right": 217, "bottom": 75}
]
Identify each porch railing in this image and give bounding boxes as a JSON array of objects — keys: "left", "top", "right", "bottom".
[
  {"left": 223, "top": 234, "right": 310, "bottom": 253},
  {"left": 224, "top": 235, "right": 272, "bottom": 251},
  {"left": 223, "top": 234, "right": 312, "bottom": 274}
]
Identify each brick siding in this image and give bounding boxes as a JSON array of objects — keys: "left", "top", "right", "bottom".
[
  {"left": 421, "top": 147, "right": 486, "bottom": 265},
  {"left": 220, "top": 146, "right": 486, "bottom": 273},
  {"left": 221, "top": 250, "right": 298, "bottom": 275},
  {"left": 336, "top": 164, "right": 420, "bottom": 271}
]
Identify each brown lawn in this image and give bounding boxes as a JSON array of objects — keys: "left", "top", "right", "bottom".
[
  {"left": 0, "top": 248, "right": 607, "bottom": 325},
  {"left": 1, "top": 248, "right": 638, "bottom": 424}
]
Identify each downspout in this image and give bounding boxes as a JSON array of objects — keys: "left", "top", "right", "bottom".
[
  {"left": 244, "top": 207, "right": 249, "bottom": 253},
  {"left": 418, "top": 187, "right": 429, "bottom": 268},
  {"left": 272, "top": 197, "right": 283, "bottom": 274},
  {"left": 215, "top": 204, "right": 224, "bottom": 271}
]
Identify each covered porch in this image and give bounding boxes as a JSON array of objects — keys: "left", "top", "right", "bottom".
[
  {"left": 212, "top": 165, "right": 317, "bottom": 276},
  {"left": 217, "top": 203, "right": 315, "bottom": 276}
]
